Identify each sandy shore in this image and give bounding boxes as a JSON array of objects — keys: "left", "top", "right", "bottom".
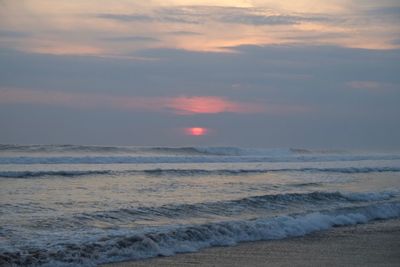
[{"left": 101, "top": 219, "right": 400, "bottom": 267}]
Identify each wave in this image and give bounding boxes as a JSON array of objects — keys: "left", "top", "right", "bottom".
[
  {"left": 3, "top": 191, "right": 395, "bottom": 229},
  {"left": 0, "top": 144, "right": 281, "bottom": 156},
  {"left": 1, "top": 166, "right": 400, "bottom": 178},
  {"left": 0, "top": 144, "right": 348, "bottom": 156},
  {"left": 74, "top": 191, "right": 396, "bottom": 224},
  {"left": 142, "top": 166, "right": 400, "bottom": 175},
  {"left": 2, "top": 154, "right": 400, "bottom": 165},
  {"left": 0, "top": 170, "right": 117, "bottom": 178},
  {"left": 0, "top": 144, "right": 137, "bottom": 153},
  {"left": 2, "top": 202, "right": 399, "bottom": 266}
]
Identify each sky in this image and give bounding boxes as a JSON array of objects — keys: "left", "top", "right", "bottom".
[{"left": 0, "top": 0, "right": 399, "bottom": 149}]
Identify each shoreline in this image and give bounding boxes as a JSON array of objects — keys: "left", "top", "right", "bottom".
[{"left": 101, "top": 218, "right": 400, "bottom": 267}]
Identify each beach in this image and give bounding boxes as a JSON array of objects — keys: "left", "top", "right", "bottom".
[{"left": 102, "top": 219, "right": 400, "bottom": 267}]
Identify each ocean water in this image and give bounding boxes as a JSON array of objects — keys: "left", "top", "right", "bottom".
[{"left": 1, "top": 145, "right": 400, "bottom": 266}]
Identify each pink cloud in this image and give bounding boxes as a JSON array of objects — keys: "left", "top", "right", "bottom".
[
  {"left": 0, "top": 88, "right": 266, "bottom": 115},
  {"left": 166, "top": 96, "right": 265, "bottom": 114},
  {"left": 347, "top": 81, "right": 395, "bottom": 91}
]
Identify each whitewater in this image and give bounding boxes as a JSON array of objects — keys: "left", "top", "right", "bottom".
[{"left": 1, "top": 145, "right": 400, "bottom": 266}]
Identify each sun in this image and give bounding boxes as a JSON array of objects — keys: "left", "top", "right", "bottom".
[{"left": 185, "top": 127, "right": 208, "bottom": 136}]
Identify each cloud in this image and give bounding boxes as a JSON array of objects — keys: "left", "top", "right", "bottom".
[
  {"left": 96, "top": 6, "right": 332, "bottom": 26},
  {"left": 392, "top": 38, "right": 400, "bottom": 45},
  {"left": 347, "top": 81, "right": 397, "bottom": 91},
  {"left": 101, "top": 36, "right": 159, "bottom": 42},
  {"left": 348, "top": 81, "right": 381, "bottom": 90},
  {"left": 167, "top": 31, "right": 203, "bottom": 36},
  {"left": 166, "top": 96, "right": 265, "bottom": 114},
  {"left": 0, "top": 30, "right": 31, "bottom": 38},
  {"left": 158, "top": 6, "right": 334, "bottom": 26},
  {"left": 218, "top": 13, "right": 298, "bottom": 25},
  {"left": 0, "top": 88, "right": 266, "bottom": 115},
  {"left": 96, "top": 14, "right": 153, "bottom": 22},
  {"left": 367, "top": 6, "right": 400, "bottom": 16}
]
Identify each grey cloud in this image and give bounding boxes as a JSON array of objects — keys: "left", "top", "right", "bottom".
[
  {"left": 96, "top": 11, "right": 200, "bottom": 24},
  {"left": 392, "top": 38, "right": 400, "bottom": 45},
  {"left": 217, "top": 13, "right": 298, "bottom": 25},
  {"left": 156, "top": 6, "right": 297, "bottom": 25},
  {"left": 101, "top": 36, "right": 159, "bottom": 42},
  {"left": 0, "top": 30, "right": 31, "bottom": 38},
  {"left": 159, "top": 16, "right": 200, "bottom": 24},
  {"left": 367, "top": 6, "right": 400, "bottom": 16},
  {"left": 96, "top": 14, "right": 153, "bottom": 22},
  {"left": 362, "top": 6, "right": 400, "bottom": 26},
  {"left": 282, "top": 32, "right": 350, "bottom": 42},
  {"left": 96, "top": 6, "right": 336, "bottom": 26},
  {"left": 167, "top": 31, "right": 203, "bottom": 36}
]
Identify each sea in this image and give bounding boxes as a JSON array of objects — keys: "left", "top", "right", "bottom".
[{"left": 1, "top": 144, "right": 400, "bottom": 266}]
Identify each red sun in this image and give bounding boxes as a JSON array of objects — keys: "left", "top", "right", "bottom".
[{"left": 185, "top": 127, "right": 208, "bottom": 136}]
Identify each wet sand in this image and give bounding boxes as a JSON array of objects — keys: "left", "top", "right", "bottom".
[{"left": 102, "top": 219, "right": 400, "bottom": 267}]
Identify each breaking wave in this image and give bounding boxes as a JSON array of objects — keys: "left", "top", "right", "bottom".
[
  {"left": 1, "top": 202, "right": 399, "bottom": 266},
  {"left": 0, "top": 144, "right": 350, "bottom": 156}
]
